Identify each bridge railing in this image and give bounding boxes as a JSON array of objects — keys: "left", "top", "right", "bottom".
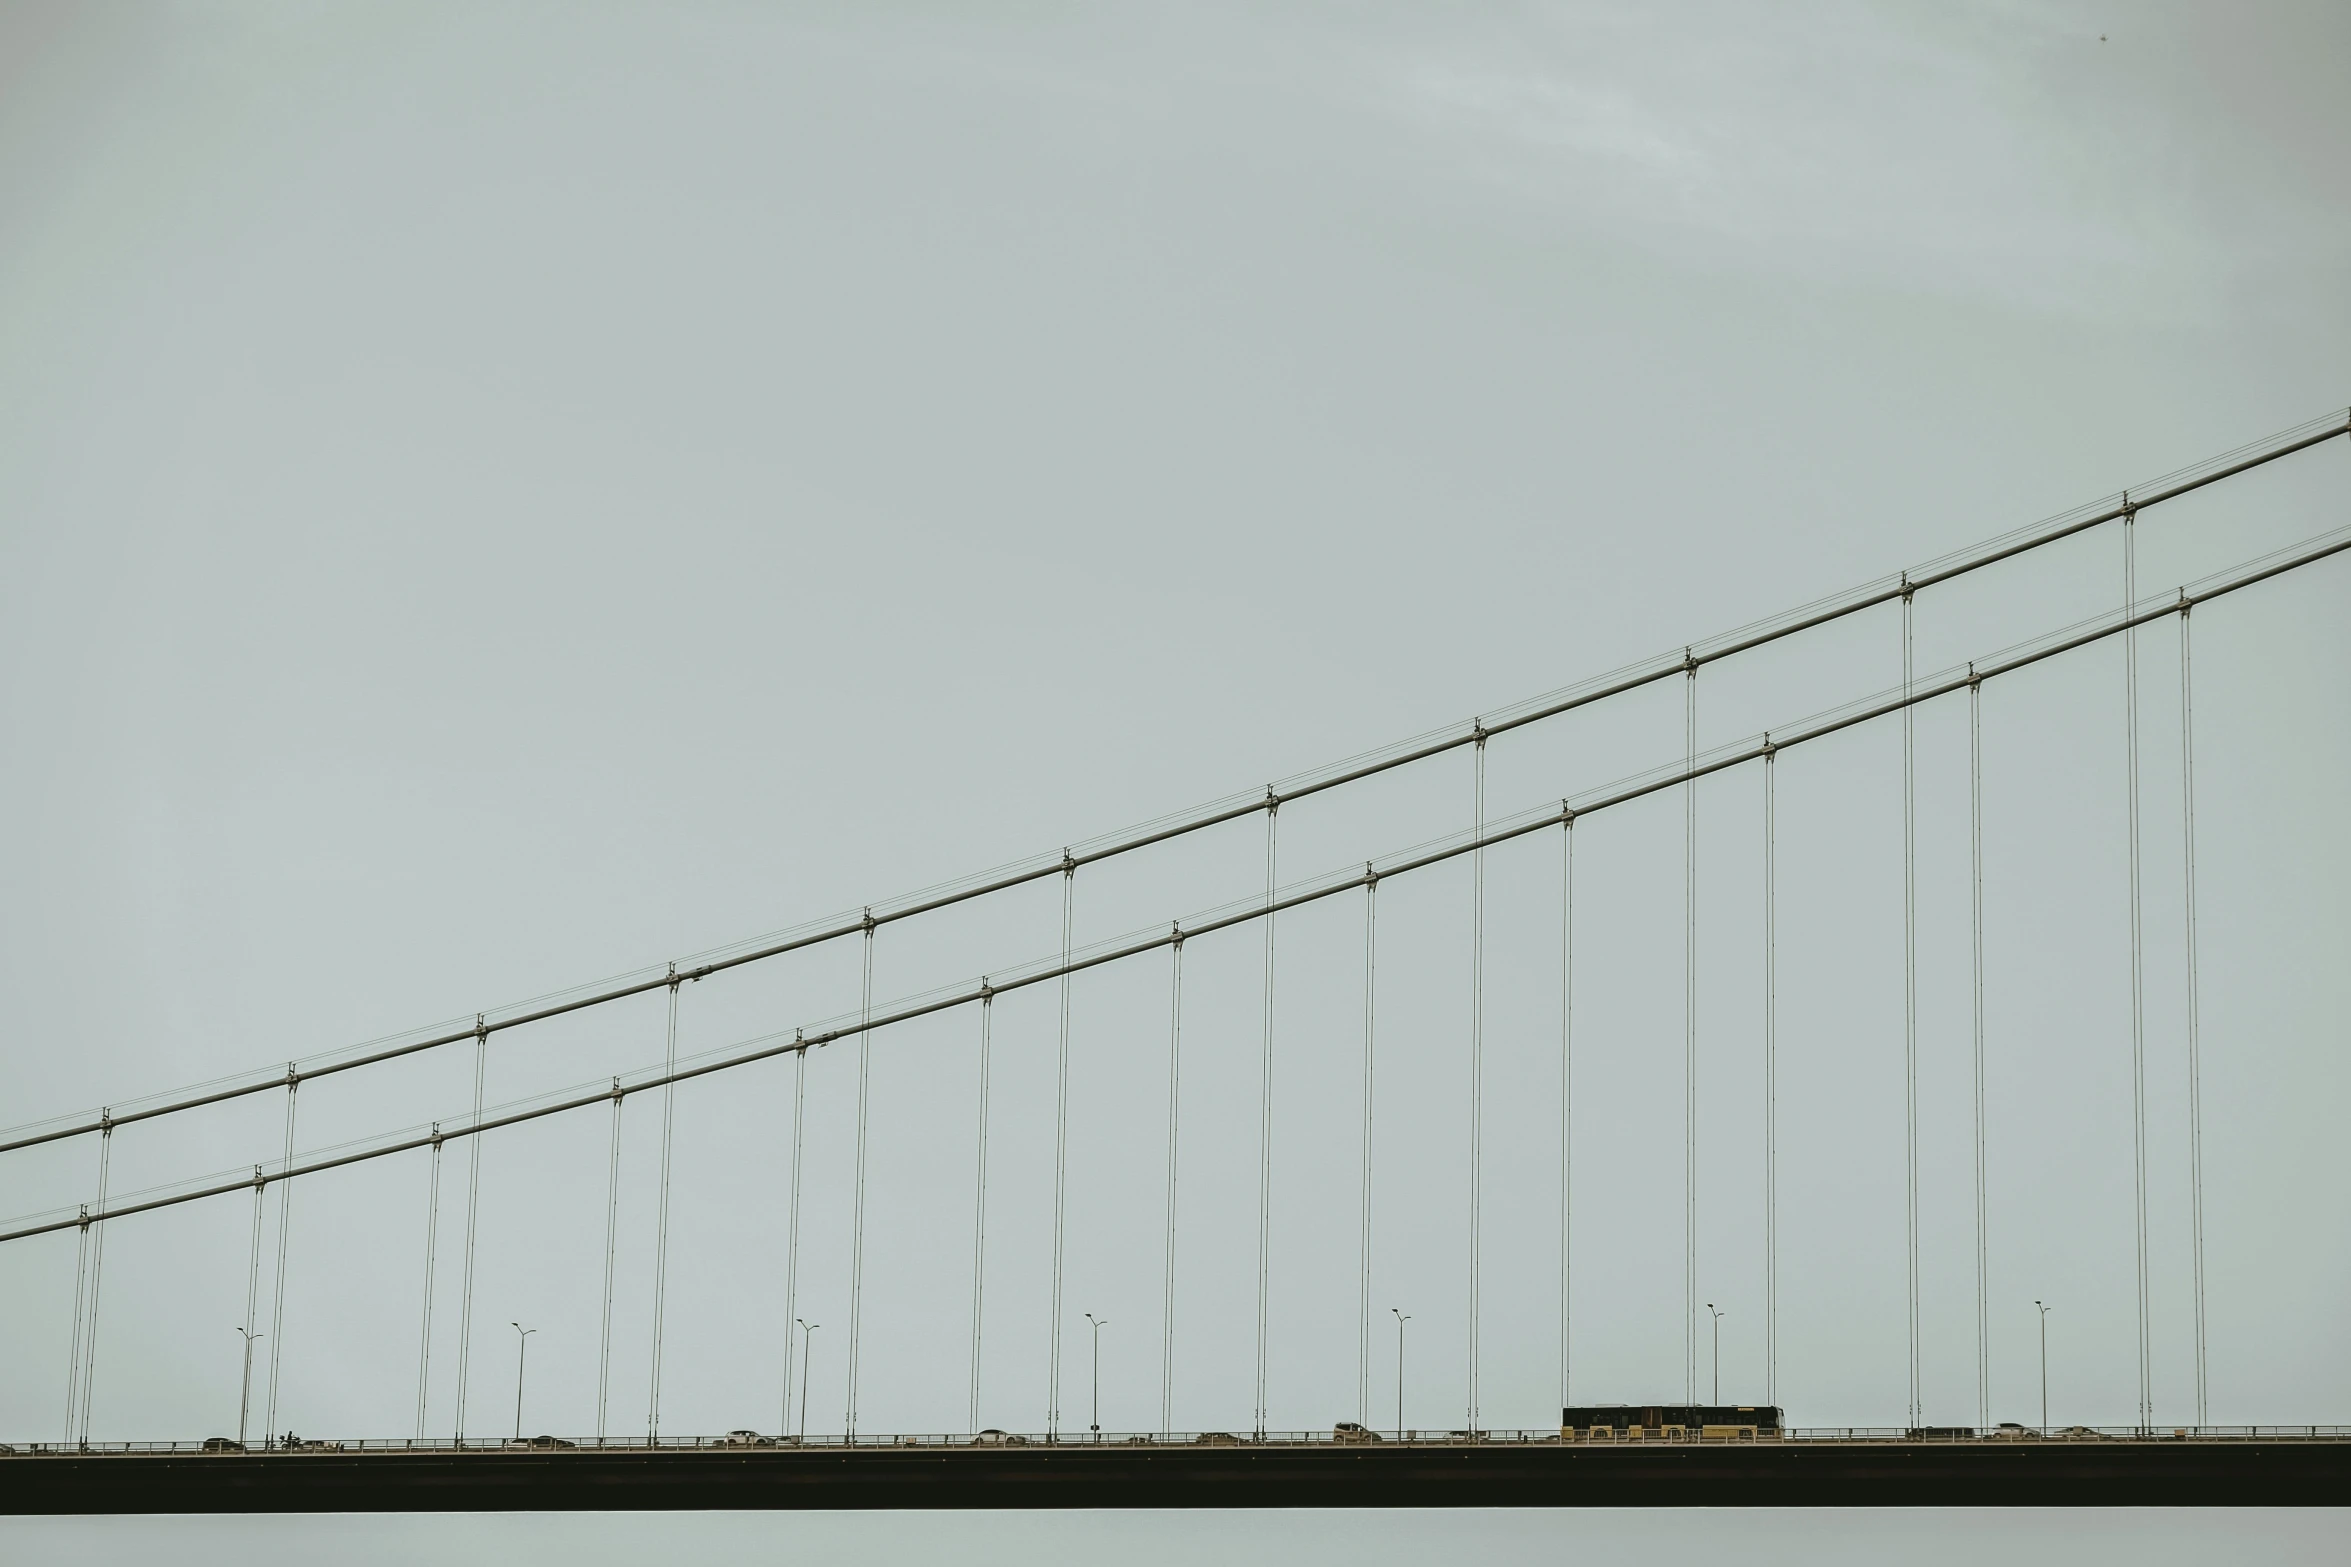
[{"left": 7, "top": 1425, "right": 2347, "bottom": 1456}]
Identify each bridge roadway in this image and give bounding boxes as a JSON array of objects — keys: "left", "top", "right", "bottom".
[{"left": 5, "top": 1432, "right": 2345, "bottom": 1512}]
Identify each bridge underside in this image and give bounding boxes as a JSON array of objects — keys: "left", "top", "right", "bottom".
[{"left": 5, "top": 1440, "right": 2344, "bottom": 1513}]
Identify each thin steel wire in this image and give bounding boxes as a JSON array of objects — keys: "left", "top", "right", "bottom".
[
  {"left": 1763, "top": 748, "right": 1777, "bottom": 1411},
  {"left": 453, "top": 1029, "right": 487, "bottom": 1441},
  {"left": 1971, "top": 675, "right": 1990, "bottom": 1432},
  {"left": 74, "top": 1124, "right": 112, "bottom": 1444},
  {"left": 596, "top": 1087, "right": 621, "bottom": 1442},
  {"left": 1161, "top": 933, "right": 1185, "bottom": 1437},
  {"left": 1467, "top": 735, "right": 1487, "bottom": 1432},
  {"left": 264, "top": 1078, "right": 298, "bottom": 1445},
  {"left": 648, "top": 977, "right": 682, "bottom": 1439},
  {"left": 779, "top": 1038, "right": 808, "bottom": 1439},
  {"left": 1684, "top": 658, "right": 1698, "bottom": 1405},
  {"left": 2179, "top": 604, "right": 2210, "bottom": 1425},
  {"left": 1254, "top": 807, "right": 1278, "bottom": 1437},
  {"left": 847, "top": 927, "right": 875, "bottom": 1437},
  {"left": 240, "top": 1168, "right": 264, "bottom": 1435},
  {"left": 1357, "top": 880, "right": 1377, "bottom": 1429},
  {"left": 64, "top": 1206, "right": 89, "bottom": 1442},
  {"left": 1903, "top": 585, "right": 1921, "bottom": 1429},
  {"left": 2124, "top": 513, "right": 2153, "bottom": 1432},
  {"left": 415, "top": 1128, "right": 443, "bottom": 1440},
  {"left": 969, "top": 993, "right": 994, "bottom": 1436},
  {"left": 1560, "top": 819, "right": 1575, "bottom": 1411},
  {"left": 1049, "top": 872, "right": 1075, "bottom": 1438}
]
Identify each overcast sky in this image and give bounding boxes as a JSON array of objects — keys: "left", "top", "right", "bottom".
[{"left": 1, "top": 3, "right": 2346, "bottom": 1561}]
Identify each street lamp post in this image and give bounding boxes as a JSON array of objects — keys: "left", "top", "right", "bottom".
[
  {"left": 796, "top": 1321, "right": 819, "bottom": 1445},
  {"left": 1706, "top": 1304, "right": 1725, "bottom": 1406},
  {"left": 233, "top": 1327, "right": 264, "bottom": 1448},
  {"left": 2034, "top": 1301, "right": 2052, "bottom": 1435},
  {"left": 510, "top": 1323, "right": 536, "bottom": 1442},
  {"left": 1085, "top": 1314, "right": 1109, "bottom": 1439},
  {"left": 1391, "top": 1309, "right": 1410, "bottom": 1439}
]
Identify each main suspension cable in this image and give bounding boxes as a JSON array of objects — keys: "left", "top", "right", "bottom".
[
  {"left": 414, "top": 1125, "right": 443, "bottom": 1440},
  {"left": 1161, "top": 931, "right": 1185, "bottom": 1437},
  {"left": 969, "top": 989, "right": 994, "bottom": 1436},
  {"left": 18, "top": 534, "right": 2345, "bottom": 1253},
  {"left": 2178, "top": 600, "right": 2210, "bottom": 1426},
  {"left": 13, "top": 414, "right": 2341, "bottom": 1164},
  {"left": 2124, "top": 508, "right": 2153, "bottom": 1433}
]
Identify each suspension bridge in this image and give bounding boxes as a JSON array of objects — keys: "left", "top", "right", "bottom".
[{"left": 4, "top": 413, "right": 2348, "bottom": 1511}]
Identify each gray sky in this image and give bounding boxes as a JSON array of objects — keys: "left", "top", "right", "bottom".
[{"left": 1, "top": 3, "right": 2345, "bottom": 1559}]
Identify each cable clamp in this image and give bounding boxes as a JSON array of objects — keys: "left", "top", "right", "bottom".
[
  {"left": 1471, "top": 720, "right": 1488, "bottom": 748},
  {"left": 284, "top": 1061, "right": 301, "bottom": 1087},
  {"left": 1681, "top": 647, "right": 1697, "bottom": 677},
  {"left": 665, "top": 964, "right": 680, "bottom": 991},
  {"left": 1965, "top": 663, "right": 1981, "bottom": 691},
  {"left": 608, "top": 1077, "right": 623, "bottom": 1103},
  {"left": 251, "top": 1163, "right": 266, "bottom": 1189},
  {"left": 2121, "top": 490, "right": 2137, "bottom": 525},
  {"left": 76, "top": 1204, "right": 90, "bottom": 1230},
  {"left": 861, "top": 907, "right": 878, "bottom": 933},
  {"left": 1264, "top": 786, "right": 1282, "bottom": 814},
  {"left": 1900, "top": 571, "right": 1913, "bottom": 605},
  {"left": 2176, "top": 587, "right": 2191, "bottom": 618},
  {"left": 1169, "top": 922, "right": 1186, "bottom": 948},
  {"left": 1558, "top": 800, "right": 1576, "bottom": 826},
  {"left": 1362, "top": 861, "right": 1381, "bottom": 888},
  {"left": 1758, "top": 734, "right": 1777, "bottom": 760},
  {"left": 97, "top": 1107, "right": 113, "bottom": 1134},
  {"left": 429, "top": 1123, "right": 443, "bottom": 1147},
  {"left": 1059, "top": 852, "right": 1077, "bottom": 878},
  {"left": 978, "top": 978, "right": 996, "bottom": 1002}
]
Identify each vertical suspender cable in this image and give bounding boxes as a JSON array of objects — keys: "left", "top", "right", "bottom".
[
  {"left": 648, "top": 974, "right": 682, "bottom": 1441},
  {"left": 2123, "top": 509, "right": 2153, "bottom": 1432},
  {"left": 264, "top": 1073, "right": 299, "bottom": 1445},
  {"left": 969, "top": 989, "right": 995, "bottom": 1436},
  {"left": 1560, "top": 813, "right": 1575, "bottom": 1414},
  {"left": 1049, "top": 868, "right": 1075, "bottom": 1438},
  {"left": 1162, "top": 931, "right": 1185, "bottom": 1437},
  {"left": 1467, "top": 731, "right": 1487, "bottom": 1432},
  {"left": 1683, "top": 654, "right": 1698, "bottom": 1406},
  {"left": 453, "top": 1023, "right": 487, "bottom": 1442},
  {"left": 2178, "top": 598, "right": 2209, "bottom": 1426},
  {"left": 415, "top": 1126, "right": 444, "bottom": 1441},
  {"left": 241, "top": 1165, "right": 264, "bottom": 1436},
  {"left": 1970, "top": 671, "right": 1990, "bottom": 1432},
  {"left": 64, "top": 1205, "right": 89, "bottom": 1442},
  {"left": 1903, "top": 581, "right": 1921, "bottom": 1430},
  {"left": 64, "top": 1204, "right": 89, "bottom": 1442},
  {"left": 1254, "top": 799, "right": 1279, "bottom": 1438},
  {"left": 74, "top": 1120, "right": 113, "bottom": 1443},
  {"left": 778, "top": 1033, "right": 808, "bottom": 1439},
  {"left": 1763, "top": 744, "right": 1778, "bottom": 1413},
  {"left": 847, "top": 923, "right": 876, "bottom": 1439},
  {"left": 595, "top": 1083, "right": 621, "bottom": 1443},
  {"left": 1358, "top": 873, "right": 1378, "bottom": 1430}
]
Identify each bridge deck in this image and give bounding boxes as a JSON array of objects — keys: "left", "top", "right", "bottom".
[{"left": 4, "top": 1437, "right": 2344, "bottom": 1512}]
